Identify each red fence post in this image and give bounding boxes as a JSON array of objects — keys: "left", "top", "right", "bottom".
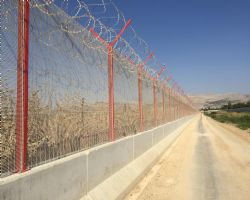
[
  {"left": 138, "top": 67, "right": 144, "bottom": 132},
  {"left": 108, "top": 45, "right": 115, "bottom": 141},
  {"left": 165, "top": 75, "right": 172, "bottom": 122},
  {"left": 175, "top": 92, "right": 177, "bottom": 120},
  {"left": 90, "top": 20, "right": 132, "bottom": 141},
  {"left": 162, "top": 87, "right": 165, "bottom": 123},
  {"left": 169, "top": 88, "right": 171, "bottom": 121},
  {"left": 137, "top": 52, "right": 154, "bottom": 132},
  {"left": 172, "top": 92, "right": 175, "bottom": 120},
  {"left": 16, "top": 0, "right": 30, "bottom": 172},
  {"left": 153, "top": 82, "right": 157, "bottom": 126},
  {"left": 165, "top": 87, "right": 168, "bottom": 122},
  {"left": 180, "top": 95, "right": 182, "bottom": 118},
  {"left": 179, "top": 94, "right": 181, "bottom": 118},
  {"left": 177, "top": 94, "right": 179, "bottom": 119},
  {"left": 174, "top": 92, "right": 176, "bottom": 120}
]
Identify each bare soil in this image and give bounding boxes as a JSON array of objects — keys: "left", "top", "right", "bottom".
[{"left": 124, "top": 114, "right": 250, "bottom": 200}]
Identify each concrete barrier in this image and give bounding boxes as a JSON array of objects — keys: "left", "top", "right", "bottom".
[
  {"left": 0, "top": 151, "right": 88, "bottom": 200},
  {"left": 152, "top": 126, "right": 164, "bottom": 145},
  {"left": 83, "top": 116, "right": 194, "bottom": 200},
  {"left": 133, "top": 129, "right": 153, "bottom": 159},
  {"left": 0, "top": 116, "right": 194, "bottom": 200},
  {"left": 87, "top": 136, "right": 134, "bottom": 191}
]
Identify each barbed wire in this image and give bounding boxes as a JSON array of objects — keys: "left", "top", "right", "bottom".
[{"left": 0, "top": 0, "right": 194, "bottom": 177}]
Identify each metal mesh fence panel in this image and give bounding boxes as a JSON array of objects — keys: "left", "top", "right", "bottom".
[
  {"left": 26, "top": 2, "right": 109, "bottom": 168},
  {"left": 169, "top": 90, "right": 173, "bottom": 121},
  {"left": 1, "top": 0, "right": 19, "bottom": 177},
  {"left": 1, "top": 0, "right": 196, "bottom": 177},
  {"left": 164, "top": 88, "right": 169, "bottom": 123},
  {"left": 172, "top": 93, "right": 177, "bottom": 121},
  {"left": 157, "top": 86, "right": 164, "bottom": 125},
  {"left": 114, "top": 57, "right": 139, "bottom": 139},
  {"left": 142, "top": 78, "right": 154, "bottom": 131}
]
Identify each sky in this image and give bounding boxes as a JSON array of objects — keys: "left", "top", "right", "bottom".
[{"left": 113, "top": 0, "right": 250, "bottom": 94}]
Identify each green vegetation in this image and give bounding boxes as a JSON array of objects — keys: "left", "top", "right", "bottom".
[
  {"left": 205, "top": 111, "right": 250, "bottom": 131},
  {"left": 201, "top": 100, "right": 250, "bottom": 112},
  {"left": 221, "top": 100, "right": 250, "bottom": 110}
]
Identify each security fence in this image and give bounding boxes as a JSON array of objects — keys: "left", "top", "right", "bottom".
[{"left": 0, "top": 0, "right": 196, "bottom": 177}]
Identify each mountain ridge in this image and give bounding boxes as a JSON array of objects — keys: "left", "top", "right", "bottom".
[{"left": 189, "top": 93, "right": 250, "bottom": 109}]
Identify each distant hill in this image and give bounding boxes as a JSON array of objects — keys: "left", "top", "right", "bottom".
[{"left": 189, "top": 93, "right": 250, "bottom": 109}]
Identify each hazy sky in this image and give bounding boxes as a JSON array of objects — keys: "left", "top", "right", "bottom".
[{"left": 113, "top": 0, "right": 250, "bottom": 94}]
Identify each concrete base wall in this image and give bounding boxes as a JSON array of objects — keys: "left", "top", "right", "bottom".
[
  {"left": 0, "top": 116, "right": 194, "bottom": 200},
  {"left": 0, "top": 151, "right": 88, "bottom": 200}
]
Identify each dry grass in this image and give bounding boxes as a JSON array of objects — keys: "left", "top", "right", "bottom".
[
  {"left": 1, "top": 88, "right": 150, "bottom": 175},
  {"left": 1, "top": 84, "right": 177, "bottom": 176}
]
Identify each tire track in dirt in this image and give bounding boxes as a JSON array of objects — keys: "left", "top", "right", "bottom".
[{"left": 124, "top": 114, "right": 250, "bottom": 200}]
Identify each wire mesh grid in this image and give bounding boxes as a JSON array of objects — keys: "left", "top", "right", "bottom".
[
  {"left": 142, "top": 78, "right": 154, "bottom": 131},
  {"left": 0, "top": 0, "right": 196, "bottom": 177},
  {"left": 1, "top": 0, "right": 19, "bottom": 177},
  {"left": 157, "top": 86, "right": 164, "bottom": 126},
  {"left": 114, "top": 56, "right": 139, "bottom": 139},
  {"left": 27, "top": 1, "right": 110, "bottom": 168}
]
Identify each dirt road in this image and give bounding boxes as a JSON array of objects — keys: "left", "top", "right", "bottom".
[{"left": 124, "top": 114, "right": 250, "bottom": 200}]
